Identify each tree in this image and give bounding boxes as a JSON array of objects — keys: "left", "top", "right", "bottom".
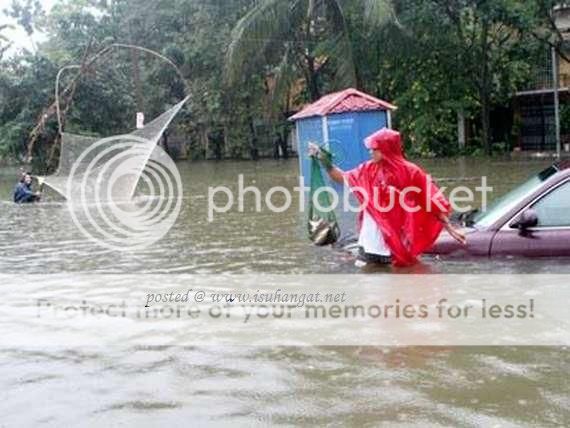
[
  {"left": 434, "top": 0, "right": 539, "bottom": 154},
  {"left": 363, "top": 0, "right": 539, "bottom": 155},
  {"left": 225, "top": 0, "right": 397, "bottom": 107},
  {"left": 0, "top": 0, "right": 559, "bottom": 164}
]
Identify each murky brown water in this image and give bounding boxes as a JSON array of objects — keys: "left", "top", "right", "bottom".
[{"left": 1, "top": 158, "right": 569, "bottom": 426}]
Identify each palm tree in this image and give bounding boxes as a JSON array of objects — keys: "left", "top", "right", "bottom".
[{"left": 225, "top": 0, "right": 397, "bottom": 105}]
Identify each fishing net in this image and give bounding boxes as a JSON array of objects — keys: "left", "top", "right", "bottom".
[
  {"left": 308, "top": 149, "right": 341, "bottom": 246},
  {"left": 35, "top": 43, "right": 190, "bottom": 204},
  {"left": 42, "top": 98, "right": 188, "bottom": 201}
]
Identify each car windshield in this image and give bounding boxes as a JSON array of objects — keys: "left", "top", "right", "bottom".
[{"left": 468, "top": 165, "right": 558, "bottom": 228}]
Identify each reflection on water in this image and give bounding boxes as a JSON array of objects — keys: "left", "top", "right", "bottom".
[{"left": 1, "top": 158, "right": 568, "bottom": 426}]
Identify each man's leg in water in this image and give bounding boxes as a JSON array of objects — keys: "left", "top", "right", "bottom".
[{"left": 356, "top": 246, "right": 391, "bottom": 264}]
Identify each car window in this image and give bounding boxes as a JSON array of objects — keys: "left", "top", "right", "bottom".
[
  {"left": 471, "top": 175, "right": 544, "bottom": 228},
  {"left": 531, "top": 180, "right": 570, "bottom": 227},
  {"left": 471, "top": 165, "right": 559, "bottom": 228}
]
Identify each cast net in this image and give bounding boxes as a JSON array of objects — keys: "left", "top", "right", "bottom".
[
  {"left": 39, "top": 44, "right": 189, "bottom": 202},
  {"left": 42, "top": 98, "right": 188, "bottom": 202}
]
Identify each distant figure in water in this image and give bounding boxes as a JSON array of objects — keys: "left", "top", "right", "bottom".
[
  {"left": 13, "top": 172, "right": 41, "bottom": 203},
  {"left": 310, "top": 128, "right": 465, "bottom": 267}
]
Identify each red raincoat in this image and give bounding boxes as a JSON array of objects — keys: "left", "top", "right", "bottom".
[{"left": 343, "top": 128, "right": 450, "bottom": 266}]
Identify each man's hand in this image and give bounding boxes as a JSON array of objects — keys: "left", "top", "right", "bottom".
[
  {"left": 307, "top": 142, "right": 344, "bottom": 183},
  {"left": 444, "top": 223, "right": 467, "bottom": 245},
  {"left": 437, "top": 213, "right": 466, "bottom": 245},
  {"left": 308, "top": 142, "right": 320, "bottom": 158},
  {"left": 308, "top": 143, "right": 333, "bottom": 170}
]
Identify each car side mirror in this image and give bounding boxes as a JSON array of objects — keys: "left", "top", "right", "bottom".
[{"left": 510, "top": 208, "right": 538, "bottom": 230}]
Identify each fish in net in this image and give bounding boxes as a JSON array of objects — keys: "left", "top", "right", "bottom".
[{"left": 308, "top": 147, "right": 341, "bottom": 246}]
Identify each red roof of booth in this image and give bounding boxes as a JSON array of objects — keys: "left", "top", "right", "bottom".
[{"left": 288, "top": 88, "right": 396, "bottom": 121}]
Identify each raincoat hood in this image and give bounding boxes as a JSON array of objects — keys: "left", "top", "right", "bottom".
[{"left": 364, "top": 128, "right": 404, "bottom": 160}]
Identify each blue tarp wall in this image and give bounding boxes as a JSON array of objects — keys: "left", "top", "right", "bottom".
[{"left": 295, "top": 110, "right": 389, "bottom": 183}]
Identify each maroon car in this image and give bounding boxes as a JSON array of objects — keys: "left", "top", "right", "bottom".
[{"left": 428, "top": 162, "right": 570, "bottom": 258}]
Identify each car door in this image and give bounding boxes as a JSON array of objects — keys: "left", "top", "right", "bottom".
[{"left": 490, "top": 178, "right": 570, "bottom": 257}]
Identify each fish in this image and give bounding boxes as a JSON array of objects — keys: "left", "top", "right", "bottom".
[{"left": 308, "top": 217, "right": 339, "bottom": 246}]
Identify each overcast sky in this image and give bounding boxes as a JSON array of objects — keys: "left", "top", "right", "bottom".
[{"left": 2, "top": 0, "right": 56, "bottom": 56}]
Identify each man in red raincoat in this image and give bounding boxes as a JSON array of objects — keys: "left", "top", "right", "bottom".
[{"left": 311, "top": 128, "right": 465, "bottom": 267}]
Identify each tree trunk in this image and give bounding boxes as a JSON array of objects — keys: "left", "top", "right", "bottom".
[
  {"left": 129, "top": 21, "right": 144, "bottom": 114},
  {"left": 481, "top": 90, "right": 491, "bottom": 155},
  {"left": 306, "top": 55, "right": 320, "bottom": 101},
  {"left": 202, "top": 126, "right": 209, "bottom": 160},
  {"left": 245, "top": 96, "right": 259, "bottom": 160},
  {"left": 457, "top": 110, "right": 466, "bottom": 150},
  {"left": 273, "top": 133, "right": 280, "bottom": 159},
  {"left": 280, "top": 131, "right": 289, "bottom": 159},
  {"left": 224, "top": 124, "right": 230, "bottom": 159},
  {"left": 131, "top": 47, "right": 144, "bottom": 114},
  {"left": 479, "top": 19, "right": 492, "bottom": 155},
  {"left": 248, "top": 117, "right": 259, "bottom": 160}
]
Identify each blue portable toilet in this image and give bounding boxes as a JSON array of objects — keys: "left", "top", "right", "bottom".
[{"left": 289, "top": 88, "right": 396, "bottom": 183}]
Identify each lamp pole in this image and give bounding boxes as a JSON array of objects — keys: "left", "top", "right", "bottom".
[
  {"left": 552, "top": 45, "right": 561, "bottom": 159},
  {"left": 552, "top": 3, "right": 570, "bottom": 158}
]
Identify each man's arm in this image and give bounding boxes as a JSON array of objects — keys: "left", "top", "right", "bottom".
[
  {"left": 309, "top": 143, "right": 344, "bottom": 184},
  {"left": 323, "top": 165, "right": 344, "bottom": 184}
]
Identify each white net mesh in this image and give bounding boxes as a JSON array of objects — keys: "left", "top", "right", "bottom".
[{"left": 43, "top": 97, "right": 188, "bottom": 201}]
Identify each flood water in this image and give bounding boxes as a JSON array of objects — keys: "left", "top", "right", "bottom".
[{"left": 1, "top": 158, "right": 569, "bottom": 426}]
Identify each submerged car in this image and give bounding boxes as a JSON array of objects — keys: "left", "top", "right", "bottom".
[{"left": 428, "top": 162, "right": 570, "bottom": 258}]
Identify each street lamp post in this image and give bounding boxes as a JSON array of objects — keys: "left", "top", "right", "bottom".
[
  {"left": 552, "top": 4, "right": 570, "bottom": 158},
  {"left": 552, "top": 46, "right": 561, "bottom": 159}
]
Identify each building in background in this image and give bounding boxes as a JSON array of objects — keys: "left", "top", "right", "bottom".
[
  {"left": 513, "top": 49, "right": 570, "bottom": 152},
  {"left": 513, "top": 4, "right": 570, "bottom": 153}
]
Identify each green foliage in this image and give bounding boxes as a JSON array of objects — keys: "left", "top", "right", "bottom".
[
  {"left": 560, "top": 104, "right": 570, "bottom": 135},
  {"left": 0, "top": 0, "right": 565, "bottom": 165},
  {"left": 352, "top": 0, "right": 544, "bottom": 156}
]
